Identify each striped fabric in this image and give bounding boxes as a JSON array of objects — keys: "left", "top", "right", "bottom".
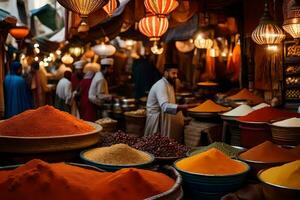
[
  {"left": 144, "top": 0, "right": 178, "bottom": 16},
  {"left": 57, "top": 0, "right": 108, "bottom": 17},
  {"left": 251, "top": 23, "right": 286, "bottom": 45},
  {"left": 138, "top": 15, "right": 169, "bottom": 41},
  {"left": 103, "top": 0, "right": 119, "bottom": 16}
]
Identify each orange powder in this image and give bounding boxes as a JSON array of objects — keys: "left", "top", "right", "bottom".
[
  {"left": 0, "top": 106, "right": 95, "bottom": 137},
  {"left": 240, "top": 141, "right": 298, "bottom": 162},
  {"left": 176, "top": 148, "right": 247, "bottom": 175},
  {"left": 0, "top": 159, "right": 174, "bottom": 200},
  {"left": 227, "top": 88, "right": 264, "bottom": 105},
  {"left": 188, "top": 99, "right": 230, "bottom": 113}
]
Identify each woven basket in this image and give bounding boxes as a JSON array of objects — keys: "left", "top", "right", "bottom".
[
  {"left": 124, "top": 113, "right": 146, "bottom": 137},
  {"left": 270, "top": 125, "right": 300, "bottom": 146},
  {"left": 146, "top": 166, "right": 183, "bottom": 200}
]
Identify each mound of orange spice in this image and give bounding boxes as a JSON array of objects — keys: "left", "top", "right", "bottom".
[
  {"left": 176, "top": 148, "right": 247, "bottom": 175},
  {"left": 227, "top": 88, "right": 264, "bottom": 105},
  {"left": 239, "top": 141, "right": 300, "bottom": 163},
  {"left": 188, "top": 99, "right": 230, "bottom": 113},
  {"left": 0, "top": 159, "right": 174, "bottom": 200},
  {"left": 0, "top": 105, "right": 95, "bottom": 137}
]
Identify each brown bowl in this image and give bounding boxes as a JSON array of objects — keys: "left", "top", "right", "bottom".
[
  {"left": 237, "top": 152, "right": 288, "bottom": 179},
  {"left": 257, "top": 170, "right": 300, "bottom": 200},
  {"left": 270, "top": 124, "right": 300, "bottom": 146}
]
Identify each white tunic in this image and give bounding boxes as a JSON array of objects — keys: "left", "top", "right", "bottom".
[
  {"left": 88, "top": 71, "right": 109, "bottom": 106},
  {"left": 56, "top": 77, "right": 72, "bottom": 104},
  {"left": 144, "top": 78, "right": 184, "bottom": 141}
]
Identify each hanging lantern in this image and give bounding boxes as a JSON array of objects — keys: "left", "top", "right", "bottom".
[
  {"left": 151, "top": 42, "right": 164, "bottom": 54},
  {"left": 61, "top": 54, "right": 74, "bottom": 65},
  {"left": 69, "top": 46, "right": 84, "bottom": 57},
  {"left": 144, "top": 0, "right": 179, "bottom": 16},
  {"left": 92, "top": 42, "right": 116, "bottom": 56},
  {"left": 283, "top": 0, "right": 300, "bottom": 39},
  {"left": 251, "top": 1, "right": 285, "bottom": 45},
  {"left": 103, "top": 0, "right": 119, "bottom": 16},
  {"left": 194, "top": 34, "right": 213, "bottom": 49},
  {"left": 57, "top": 0, "right": 108, "bottom": 32},
  {"left": 138, "top": 15, "right": 169, "bottom": 41},
  {"left": 9, "top": 26, "right": 29, "bottom": 40},
  {"left": 84, "top": 50, "right": 95, "bottom": 58}
]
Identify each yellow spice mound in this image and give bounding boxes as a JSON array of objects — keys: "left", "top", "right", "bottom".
[
  {"left": 176, "top": 148, "right": 247, "bottom": 175},
  {"left": 260, "top": 160, "right": 300, "bottom": 189},
  {"left": 188, "top": 99, "right": 230, "bottom": 113},
  {"left": 83, "top": 144, "right": 151, "bottom": 165}
]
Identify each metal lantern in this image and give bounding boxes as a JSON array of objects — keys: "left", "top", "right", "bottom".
[
  {"left": 9, "top": 26, "right": 29, "bottom": 40},
  {"left": 61, "top": 54, "right": 74, "bottom": 65},
  {"left": 194, "top": 35, "right": 213, "bottom": 49},
  {"left": 57, "top": 0, "right": 108, "bottom": 32},
  {"left": 138, "top": 15, "right": 169, "bottom": 41},
  {"left": 103, "top": 0, "right": 119, "bottom": 16},
  {"left": 144, "top": 0, "right": 178, "bottom": 16},
  {"left": 283, "top": 0, "right": 300, "bottom": 39},
  {"left": 92, "top": 43, "right": 116, "bottom": 57},
  {"left": 251, "top": 1, "right": 285, "bottom": 45},
  {"left": 69, "top": 46, "right": 84, "bottom": 57}
]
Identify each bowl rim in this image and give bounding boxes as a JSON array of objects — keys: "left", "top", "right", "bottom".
[
  {"left": 80, "top": 147, "right": 155, "bottom": 167},
  {"left": 0, "top": 121, "right": 102, "bottom": 139},
  {"left": 269, "top": 123, "right": 300, "bottom": 129},
  {"left": 257, "top": 169, "right": 300, "bottom": 191},
  {"left": 237, "top": 120, "right": 267, "bottom": 125},
  {"left": 173, "top": 158, "right": 250, "bottom": 177}
]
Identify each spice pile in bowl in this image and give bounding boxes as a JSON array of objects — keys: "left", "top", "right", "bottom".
[
  {"left": 188, "top": 99, "right": 230, "bottom": 113},
  {"left": 82, "top": 144, "right": 152, "bottom": 165},
  {"left": 0, "top": 105, "right": 95, "bottom": 137},
  {"left": 0, "top": 159, "right": 175, "bottom": 200}
]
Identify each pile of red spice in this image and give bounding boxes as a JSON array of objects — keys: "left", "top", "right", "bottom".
[
  {"left": 239, "top": 141, "right": 300, "bottom": 163},
  {"left": 0, "top": 159, "right": 174, "bottom": 200},
  {"left": 0, "top": 106, "right": 95, "bottom": 137},
  {"left": 238, "top": 107, "right": 300, "bottom": 123}
]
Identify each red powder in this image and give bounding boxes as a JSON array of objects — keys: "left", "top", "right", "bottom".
[
  {"left": 0, "top": 159, "right": 175, "bottom": 200},
  {"left": 238, "top": 107, "right": 300, "bottom": 123},
  {"left": 0, "top": 106, "right": 95, "bottom": 137}
]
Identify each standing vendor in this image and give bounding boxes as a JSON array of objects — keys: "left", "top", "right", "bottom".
[
  {"left": 144, "top": 64, "right": 196, "bottom": 142},
  {"left": 88, "top": 58, "right": 113, "bottom": 117}
]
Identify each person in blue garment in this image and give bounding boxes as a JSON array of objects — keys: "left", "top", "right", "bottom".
[{"left": 4, "top": 61, "right": 33, "bottom": 118}]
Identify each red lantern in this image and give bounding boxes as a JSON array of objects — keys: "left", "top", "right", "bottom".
[
  {"left": 103, "top": 0, "right": 119, "bottom": 16},
  {"left": 144, "top": 0, "right": 178, "bottom": 16},
  {"left": 9, "top": 26, "right": 29, "bottom": 40},
  {"left": 138, "top": 15, "right": 169, "bottom": 41}
]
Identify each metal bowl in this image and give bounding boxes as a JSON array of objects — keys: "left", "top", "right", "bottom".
[{"left": 0, "top": 122, "right": 102, "bottom": 153}]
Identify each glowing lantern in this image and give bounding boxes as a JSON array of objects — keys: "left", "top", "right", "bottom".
[
  {"left": 194, "top": 35, "right": 213, "bottom": 49},
  {"left": 9, "top": 26, "right": 29, "bottom": 40},
  {"left": 92, "top": 43, "right": 116, "bottom": 56},
  {"left": 251, "top": 1, "right": 285, "bottom": 45},
  {"left": 84, "top": 50, "right": 95, "bottom": 58},
  {"left": 138, "top": 15, "right": 169, "bottom": 41},
  {"left": 144, "top": 0, "right": 178, "bottom": 16},
  {"left": 57, "top": 0, "right": 108, "bottom": 32},
  {"left": 103, "top": 0, "right": 119, "bottom": 16},
  {"left": 283, "top": 0, "right": 300, "bottom": 39},
  {"left": 69, "top": 46, "right": 84, "bottom": 57},
  {"left": 61, "top": 54, "right": 74, "bottom": 65}
]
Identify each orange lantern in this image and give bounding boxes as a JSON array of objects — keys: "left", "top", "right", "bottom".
[
  {"left": 144, "top": 0, "right": 178, "bottom": 16},
  {"left": 103, "top": 0, "right": 119, "bottom": 16},
  {"left": 57, "top": 0, "right": 108, "bottom": 32},
  {"left": 138, "top": 15, "right": 169, "bottom": 41},
  {"left": 9, "top": 26, "right": 29, "bottom": 40}
]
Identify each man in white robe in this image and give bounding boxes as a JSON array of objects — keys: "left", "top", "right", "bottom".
[
  {"left": 88, "top": 58, "right": 113, "bottom": 117},
  {"left": 55, "top": 71, "right": 72, "bottom": 112},
  {"left": 144, "top": 64, "right": 196, "bottom": 142}
]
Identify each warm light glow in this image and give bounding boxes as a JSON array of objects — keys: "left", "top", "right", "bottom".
[
  {"left": 56, "top": 50, "right": 62, "bottom": 55},
  {"left": 34, "top": 43, "right": 39, "bottom": 48},
  {"left": 138, "top": 15, "right": 169, "bottom": 41},
  {"left": 9, "top": 26, "right": 29, "bottom": 40},
  {"left": 151, "top": 43, "right": 164, "bottom": 55},
  {"left": 92, "top": 43, "right": 116, "bottom": 56},
  {"left": 34, "top": 48, "right": 40, "bottom": 54},
  {"left": 49, "top": 53, "right": 54, "bottom": 58},
  {"left": 34, "top": 56, "right": 39, "bottom": 61},
  {"left": 69, "top": 46, "right": 84, "bottom": 57},
  {"left": 43, "top": 58, "right": 48, "bottom": 62},
  {"left": 20, "top": 54, "right": 25, "bottom": 60},
  {"left": 194, "top": 34, "right": 213, "bottom": 49},
  {"left": 144, "top": 0, "right": 179, "bottom": 16},
  {"left": 283, "top": 23, "right": 300, "bottom": 39},
  {"left": 267, "top": 45, "right": 278, "bottom": 52}
]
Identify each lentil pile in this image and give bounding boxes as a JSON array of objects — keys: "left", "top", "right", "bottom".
[
  {"left": 0, "top": 159, "right": 175, "bottom": 200},
  {"left": 83, "top": 144, "right": 152, "bottom": 165},
  {"left": 190, "top": 142, "right": 244, "bottom": 158},
  {"left": 239, "top": 141, "right": 299, "bottom": 163},
  {"left": 133, "top": 134, "right": 190, "bottom": 158},
  {"left": 0, "top": 105, "right": 95, "bottom": 137},
  {"left": 260, "top": 160, "right": 300, "bottom": 189},
  {"left": 176, "top": 148, "right": 248, "bottom": 175},
  {"left": 100, "top": 132, "right": 190, "bottom": 158}
]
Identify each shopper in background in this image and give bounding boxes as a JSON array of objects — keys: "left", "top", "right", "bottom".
[{"left": 55, "top": 71, "right": 72, "bottom": 113}]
